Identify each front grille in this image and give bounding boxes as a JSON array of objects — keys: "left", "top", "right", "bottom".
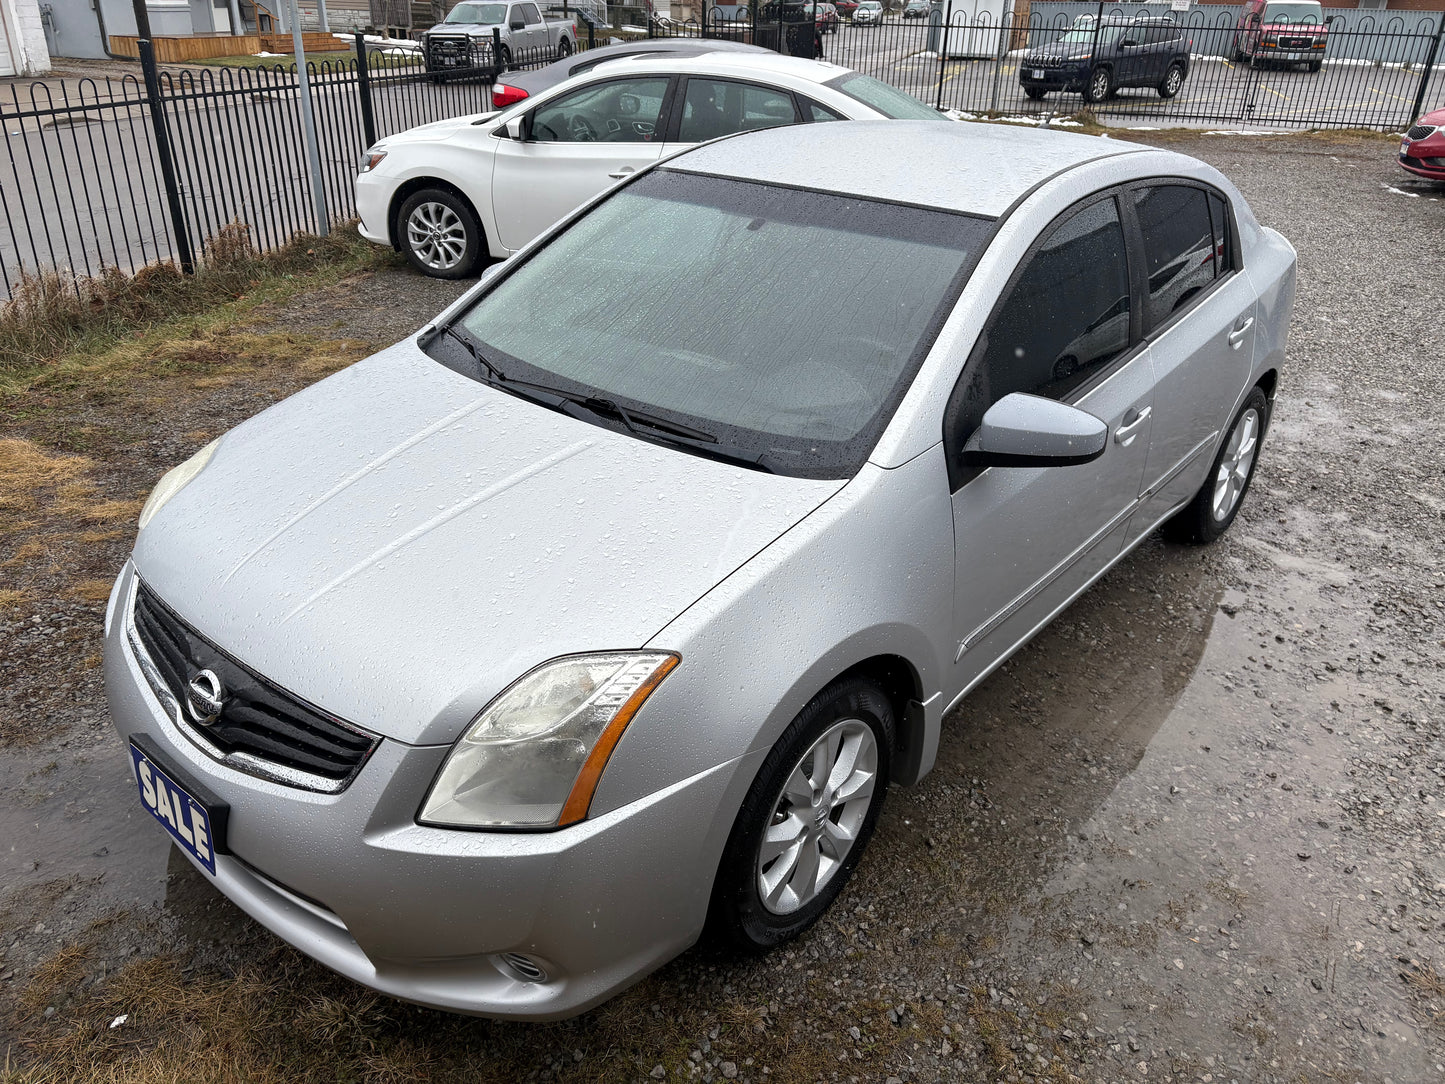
[
  {"left": 1277, "top": 35, "right": 1314, "bottom": 48},
  {"left": 129, "top": 580, "right": 379, "bottom": 793},
  {"left": 1024, "top": 55, "right": 1064, "bottom": 70},
  {"left": 1406, "top": 123, "right": 1437, "bottom": 141}
]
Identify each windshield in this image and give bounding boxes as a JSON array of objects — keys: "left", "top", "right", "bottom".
[
  {"left": 443, "top": 170, "right": 991, "bottom": 479},
  {"left": 445, "top": 3, "right": 507, "bottom": 24},
  {"left": 1057, "top": 24, "right": 1127, "bottom": 45},
  {"left": 825, "top": 73, "right": 941, "bottom": 120},
  {"left": 1262, "top": 2, "right": 1322, "bottom": 22}
]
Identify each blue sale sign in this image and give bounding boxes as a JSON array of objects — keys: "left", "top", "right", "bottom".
[{"left": 129, "top": 740, "right": 224, "bottom": 875}]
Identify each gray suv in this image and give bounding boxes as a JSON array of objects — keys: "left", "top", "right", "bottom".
[{"left": 1021, "top": 17, "right": 1191, "bottom": 102}]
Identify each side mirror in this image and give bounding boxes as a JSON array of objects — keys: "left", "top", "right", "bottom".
[
  {"left": 510, "top": 16, "right": 526, "bottom": 29},
  {"left": 961, "top": 393, "right": 1108, "bottom": 469},
  {"left": 504, "top": 116, "right": 525, "bottom": 140}
]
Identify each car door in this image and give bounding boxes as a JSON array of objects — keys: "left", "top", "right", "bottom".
[
  {"left": 946, "top": 193, "right": 1156, "bottom": 692},
  {"left": 1128, "top": 183, "right": 1256, "bottom": 532},
  {"left": 490, "top": 75, "right": 673, "bottom": 252},
  {"left": 518, "top": 2, "right": 546, "bottom": 53},
  {"left": 655, "top": 77, "right": 804, "bottom": 159}
]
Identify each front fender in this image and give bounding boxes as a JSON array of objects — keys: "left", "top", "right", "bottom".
[{"left": 590, "top": 446, "right": 956, "bottom": 819}]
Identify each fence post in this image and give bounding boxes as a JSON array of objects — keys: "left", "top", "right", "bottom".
[
  {"left": 493, "top": 26, "right": 504, "bottom": 74},
  {"left": 588, "top": 22, "right": 595, "bottom": 49},
  {"left": 137, "top": 39, "right": 195, "bottom": 274},
  {"left": 355, "top": 32, "right": 377, "bottom": 148},
  {"left": 935, "top": 0, "right": 952, "bottom": 110},
  {"left": 988, "top": 12, "right": 1005, "bottom": 113},
  {"left": 1408, "top": 17, "right": 1445, "bottom": 126}
]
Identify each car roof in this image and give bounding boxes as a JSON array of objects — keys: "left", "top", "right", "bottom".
[
  {"left": 592, "top": 51, "right": 856, "bottom": 87},
  {"left": 665, "top": 120, "right": 1148, "bottom": 218}
]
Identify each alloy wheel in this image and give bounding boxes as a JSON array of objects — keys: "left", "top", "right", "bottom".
[
  {"left": 405, "top": 201, "right": 469, "bottom": 272},
  {"left": 755, "top": 718, "right": 878, "bottom": 916},
  {"left": 1211, "top": 407, "right": 1259, "bottom": 522}
]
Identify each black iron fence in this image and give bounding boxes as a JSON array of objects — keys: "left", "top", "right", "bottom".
[{"left": 2, "top": 9, "right": 1442, "bottom": 298}]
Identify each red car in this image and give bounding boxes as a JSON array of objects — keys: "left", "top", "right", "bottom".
[
  {"left": 1400, "top": 108, "right": 1445, "bottom": 182},
  {"left": 834, "top": 0, "right": 859, "bottom": 15},
  {"left": 1233, "top": 0, "right": 1329, "bottom": 73}
]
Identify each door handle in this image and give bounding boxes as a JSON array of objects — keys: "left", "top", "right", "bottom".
[
  {"left": 1113, "top": 405, "right": 1151, "bottom": 446},
  {"left": 607, "top": 166, "right": 636, "bottom": 180},
  {"left": 1228, "top": 316, "right": 1254, "bottom": 349}
]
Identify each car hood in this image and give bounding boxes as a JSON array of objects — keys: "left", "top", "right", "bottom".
[
  {"left": 132, "top": 343, "right": 844, "bottom": 746},
  {"left": 376, "top": 113, "right": 495, "bottom": 146}
]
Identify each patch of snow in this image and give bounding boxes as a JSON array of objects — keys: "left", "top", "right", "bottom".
[{"left": 1379, "top": 183, "right": 1420, "bottom": 198}]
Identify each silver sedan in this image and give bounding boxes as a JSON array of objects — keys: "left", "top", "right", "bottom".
[{"left": 104, "top": 120, "right": 1295, "bottom": 1019}]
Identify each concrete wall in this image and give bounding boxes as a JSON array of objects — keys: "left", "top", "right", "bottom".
[{"left": 2, "top": 0, "right": 53, "bottom": 74}]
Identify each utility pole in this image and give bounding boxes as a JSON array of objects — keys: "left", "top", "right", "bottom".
[{"left": 285, "top": 0, "right": 331, "bottom": 236}]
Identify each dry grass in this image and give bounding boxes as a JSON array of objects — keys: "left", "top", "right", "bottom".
[{"left": 0, "top": 221, "right": 382, "bottom": 396}]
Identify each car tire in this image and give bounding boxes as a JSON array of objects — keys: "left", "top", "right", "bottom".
[
  {"left": 397, "top": 187, "right": 484, "bottom": 279},
  {"left": 1158, "top": 63, "right": 1185, "bottom": 99},
  {"left": 498, "top": 44, "right": 512, "bottom": 71},
  {"left": 1306, "top": 59, "right": 1322, "bottom": 72},
  {"left": 708, "top": 678, "right": 894, "bottom": 952},
  {"left": 1164, "top": 387, "right": 1269, "bottom": 545},
  {"left": 1083, "top": 65, "right": 1113, "bottom": 104},
  {"left": 1024, "top": 86, "right": 1047, "bottom": 100},
  {"left": 558, "top": 37, "right": 573, "bottom": 58}
]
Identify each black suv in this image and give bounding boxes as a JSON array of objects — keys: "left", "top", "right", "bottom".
[{"left": 1020, "top": 17, "right": 1191, "bottom": 102}]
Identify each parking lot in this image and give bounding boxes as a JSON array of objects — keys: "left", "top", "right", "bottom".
[{"left": 1, "top": 126, "right": 1442, "bottom": 1082}]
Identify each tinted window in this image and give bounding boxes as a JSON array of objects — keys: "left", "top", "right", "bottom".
[
  {"left": 1133, "top": 185, "right": 1217, "bottom": 329},
  {"left": 530, "top": 77, "right": 669, "bottom": 143},
  {"left": 447, "top": 171, "right": 992, "bottom": 479},
  {"left": 952, "top": 199, "right": 1131, "bottom": 448},
  {"left": 678, "top": 79, "right": 798, "bottom": 143},
  {"left": 520, "top": 3, "right": 542, "bottom": 22}
]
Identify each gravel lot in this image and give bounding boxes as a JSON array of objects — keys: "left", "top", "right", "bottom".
[{"left": 1, "top": 129, "right": 1443, "bottom": 1083}]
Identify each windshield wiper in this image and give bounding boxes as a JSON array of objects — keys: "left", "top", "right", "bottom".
[
  {"left": 431, "top": 328, "right": 772, "bottom": 472},
  {"left": 441, "top": 324, "right": 506, "bottom": 384}
]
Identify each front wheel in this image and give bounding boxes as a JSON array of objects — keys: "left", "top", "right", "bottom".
[
  {"left": 397, "top": 187, "right": 483, "bottom": 279},
  {"left": 1024, "top": 85, "right": 1047, "bottom": 100},
  {"left": 708, "top": 679, "right": 894, "bottom": 951},
  {"left": 1306, "top": 58, "right": 1322, "bottom": 72},
  {"left": 1158, "top": 63, "right": 1184, "bottom": 99},
  {"left": 1165, "top": 387, "right": 1269, "bottom": 544},
  {"left": 498, "top": 44, "right": 512, "bottom": 71},
  {"left": 1083, "top": 65, "right": 1113, "bottom": 103}
]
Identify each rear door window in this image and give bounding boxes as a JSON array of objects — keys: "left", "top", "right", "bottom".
[
  {"left": 1132, "top": 185, "right": 1219, "bottom": 331},
  {"left": 677, "top": 79, "right": 800, "bottom": 142}
]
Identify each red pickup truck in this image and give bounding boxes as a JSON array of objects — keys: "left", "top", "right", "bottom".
[{"left": 1233, "top": 0, "right": 1329, "bottom": 72}]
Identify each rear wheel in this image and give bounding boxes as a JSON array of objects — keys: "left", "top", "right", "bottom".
[
  {"left": 557, "top": 37, "right": 572, "bottom": 58},
  {"left": 709, "top": 678, "right": 894, "bottom": 951},
  {"left": 1165, "top": 387, "right": 1269, "bottom": 544},
  {"left": 1158, "top": 63, "right": 1184, "bottom": 99},
  {"left": 1083, "top": 65, "right": 1113, "bottom": 103}
]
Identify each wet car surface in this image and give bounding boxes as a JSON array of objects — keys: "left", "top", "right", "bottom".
[{"left": 1, "top": 129, "right": 1442, "bottom": 1081}]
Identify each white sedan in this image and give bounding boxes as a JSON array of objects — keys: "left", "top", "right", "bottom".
[{"left": 355, "top": 52, "right": 948, "bottom": 277}]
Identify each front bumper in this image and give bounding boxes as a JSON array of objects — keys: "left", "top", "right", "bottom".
[
  {"left": 102, "top": 562, "right": 751, "bottom": 1019},
  {"left": 1399, "top": 145, "right": 1445, "bottom": 181},
  {"left": 1019, "top": 62, "right": 1087, "bottom": 92},
  {"left": 355, "top": 171, "right": 393, "bottom": 247}
]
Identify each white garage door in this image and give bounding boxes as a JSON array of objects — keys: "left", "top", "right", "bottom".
[{"left": 0, "top": 13, "right": 16, "bottom": 78}]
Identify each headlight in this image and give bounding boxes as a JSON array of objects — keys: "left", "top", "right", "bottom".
[
  {"left": 137, "top": 439, "right": 219, "bottom": 531},
  {"left": 359, "top": 148, "right": 387, "bottom": 173},
  {"left": 419, "top": 652, "right": 679, "bottom": 829}
]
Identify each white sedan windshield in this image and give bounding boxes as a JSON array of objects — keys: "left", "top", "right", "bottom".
[{"left": 450, "top": 170, "right": 991, "bottom": 478}]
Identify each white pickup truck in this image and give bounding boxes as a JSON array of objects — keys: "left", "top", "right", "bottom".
[{"left": 420, "top": 1, "right": 578, "bottom": 72}]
